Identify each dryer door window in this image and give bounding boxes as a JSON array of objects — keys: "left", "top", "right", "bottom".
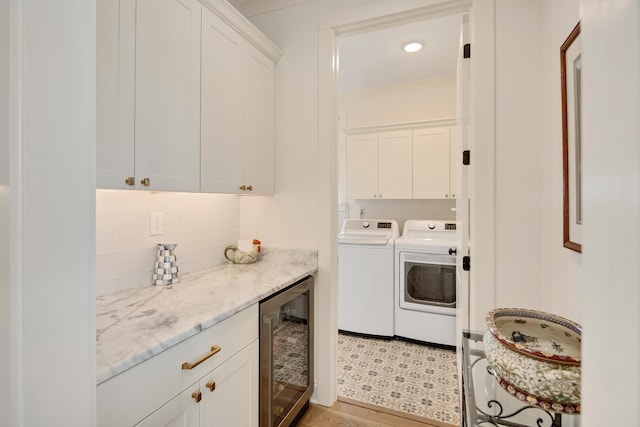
[{"left": 404, "top": 262, "right": 456, "bottom": 307}]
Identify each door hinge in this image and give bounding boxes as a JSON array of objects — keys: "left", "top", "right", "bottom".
[
  {"left": 462, "top": 256, "right": 471, "bottom": 271},
  {"left": 463, "top": 43, "right": 471, "bottom": 59},
  {"left": 463, "top": 150, "right": 470, "bottom": 165}
]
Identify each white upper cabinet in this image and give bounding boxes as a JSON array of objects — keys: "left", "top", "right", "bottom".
[
  {"left": 240, "top": 44, "right": 275, "bottom": 195},
  {"left": 378, "top": 130, "right": 413, "bottom": 199},
  {"left": 413, "top": 127, "right": 451, "bottom": 199},
  {"left": 346, "top": 133, "right": 379, "bottom": 199},
  {"left": 97, "top": 0, "right": 134, "bottom": 189},
  {"left": 200, "top": 8, "right": 243, "bottom": 193},
  {"left": 345, "top": 125, "right": 455, "bottom": 200},
  {"left": 97, "top": 0, "right": 202, "bottom": 192},
  {"left": 449, "top": 126, "right": 458, "bottom": 199},
  {"left": 97, "top": 0, "right": 280, "bottom": 194},
  {"left": 200, "top": 7, "right": 275, "bottom": 195},
  {"left": 346, "top": 131, "right": 412, "bottom": 199},
  {"left": 134, "top": 0, "right": 202, "bottom": 192}
]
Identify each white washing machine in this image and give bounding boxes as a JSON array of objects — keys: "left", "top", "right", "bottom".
[
  {"left": 394, "top": 219, "right": 458, "bottom": 346},
  {"left": 338, "top": 219, "right": 399, "bottom": 337}
]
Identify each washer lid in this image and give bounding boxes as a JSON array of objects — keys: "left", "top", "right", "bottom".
[{"left": 338, "top": 219, "right": 399, "bottom": 245}]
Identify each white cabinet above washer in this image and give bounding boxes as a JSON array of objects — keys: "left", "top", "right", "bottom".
[
  {"left": 345, "top": 124, "right": 457, "bottom": 200},
  {"left": 346, "top": 130, "right": 413, "bottom": 199}
]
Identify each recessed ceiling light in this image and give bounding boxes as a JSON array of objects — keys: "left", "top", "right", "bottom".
[{"left": 403, "top": 42, "right": 423, "bottom": 53}]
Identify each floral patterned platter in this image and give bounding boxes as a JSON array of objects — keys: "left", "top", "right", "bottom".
[
  {"left": 484, "top": 308, "right": 582, "bottom": 413},
  {"left": 486, "top": 307, "right": 581, "bottom": 364}
]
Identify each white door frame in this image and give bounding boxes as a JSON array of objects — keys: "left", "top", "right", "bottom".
[{"left": 316, "top": 0, "right": 479, "bottom": 407}]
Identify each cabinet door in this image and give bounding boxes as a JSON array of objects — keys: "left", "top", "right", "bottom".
[
  {"left": 412, "top": 127, "right": 451, "bottom": 199},
  {"left": 241, "top": 45, "right": 275, "bottom": 195},
  {"left": 96, "top": 0, "right": 135, "bottom": 189},
  {"left": 200, "top": 7, "right": 243, "bottom": 193},
  {"left": 135, "top": 382, "right": 200, "bottom": 427},
  {"left": 134, "top": 0, "right": 201, "bottom": 192},
  {"left": 378, "top": 130, "right": 413, "bottom": 199},
  {"left": 449, "top": 126, "right": 458, "bottom": 199},
  {"left": 200, "top": 340, "right": 259, "bottom": 427},
  {"left": 346, "top": 133, "right": 379, "bottom": 199}
]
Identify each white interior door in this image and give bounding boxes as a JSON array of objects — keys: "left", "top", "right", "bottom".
[{"left": 456, "top": 14, "right": 471, "bottom": 341}]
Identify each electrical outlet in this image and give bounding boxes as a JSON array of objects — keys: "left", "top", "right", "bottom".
[{"left": 150, "top": 212, "right": 163, "bottom": 236}]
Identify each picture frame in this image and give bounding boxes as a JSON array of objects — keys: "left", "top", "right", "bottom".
[{"left": 561, "top": 22, "right": 582, "bottom": 253}]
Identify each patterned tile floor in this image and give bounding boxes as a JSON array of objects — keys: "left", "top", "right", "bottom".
[{"left": 337, "top": 333, "right": 461, "bottom": 426}]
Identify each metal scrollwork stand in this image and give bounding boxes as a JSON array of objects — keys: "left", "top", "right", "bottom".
[
  {"left": 474, "top": 365, "right": 561, "bottom": 427},
  {"left": 462, "top": 331, "right": 567, "bottom": 427}
]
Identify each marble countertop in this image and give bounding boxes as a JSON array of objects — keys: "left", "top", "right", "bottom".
[{"left": 96, "top": 248, "right": 318, "bottom": 385}]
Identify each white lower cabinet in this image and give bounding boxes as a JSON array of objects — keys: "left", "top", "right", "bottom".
[
  {"left": 135, "top": 382, "right": 201, "bottom": 427},
  {"left": 135, "top": 341, "right": 258, "bottom": 427},
  {"left": 199, "top": 340, "right": 259, "bottom": 426},
  {"left": 98, "top": 305, "right": 258, "bottom": 427}
]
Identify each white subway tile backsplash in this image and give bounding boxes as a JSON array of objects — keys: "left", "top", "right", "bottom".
[{"left": 96, "top": 190, "right": 241, "bottom": 296}]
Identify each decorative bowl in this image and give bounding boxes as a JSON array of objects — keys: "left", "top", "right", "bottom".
[{"left": 484, "top": 308, "right": 582, "bottom": 414}]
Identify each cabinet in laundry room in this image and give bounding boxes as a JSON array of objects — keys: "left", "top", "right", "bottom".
[
  {"left": 97, "top": 0, "right": 202, "bottom": 192},
  {"left": 200, "top": 6, "right": 276, "bottom": 195},
  {"left": 412, "top": 126, "right": 456, "bottom": 199},
  {"left": 346, "top": 130, "right": 413, "bottom": 199},
  {"left": 345, "top": 125, "right": 457, "bottom": 200}
]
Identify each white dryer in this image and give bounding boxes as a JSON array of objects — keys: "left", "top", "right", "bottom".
[
  {"left": 338, "top": 219, "right": 399, "bottom": 337},
  {"left": 394, "top": 220, "right": 458, "bottom": 346}
]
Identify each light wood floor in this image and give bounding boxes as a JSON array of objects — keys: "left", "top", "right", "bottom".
[{"left": 297, "top": 400, "right": 453, "bottom": 427}]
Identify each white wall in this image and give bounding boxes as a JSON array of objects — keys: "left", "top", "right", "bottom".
[
  {"left": 340, "top": 76, "right": 457, "bottom": 129},
  {"left": 474, "top": 0, "right": 580, "bottom": 322},
  {"left": 539, "top": 0, "right": 581, "bottom": 321},
  {"left": 96, "top": 190, "right": 241, "bottom": 295},
  {"left": 237, "top": 0, "right": 378, "bottom": 249},
  {"left": 492, "top": 0, "right": 545, "bottom": 311},
  {"left": 580, "top": 0, "right": 640, "bottom": 424}
]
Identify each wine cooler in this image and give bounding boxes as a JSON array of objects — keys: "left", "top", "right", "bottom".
[{"left": 259, "top": 276, "right": 314, "bottom": 427}]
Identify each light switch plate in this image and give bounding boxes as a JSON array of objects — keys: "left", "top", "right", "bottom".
[{"left": 150, "top": 212, "right": 163, "bottom": 236}]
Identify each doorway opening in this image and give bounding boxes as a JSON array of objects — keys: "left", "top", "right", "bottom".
[{"left": 333, "top": 10, "right": 470, "bottom": 425}]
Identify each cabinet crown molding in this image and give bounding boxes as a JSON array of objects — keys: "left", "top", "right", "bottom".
[{"left": 202, "top": 0, "right": 282, "bottom": 63}]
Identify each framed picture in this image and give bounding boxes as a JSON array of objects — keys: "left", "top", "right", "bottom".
[{"left": 561, "top": 22, "right": 582, "bottom": 253}]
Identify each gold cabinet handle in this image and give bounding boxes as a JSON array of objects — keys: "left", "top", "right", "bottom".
[
  {"left": 206, "top": 381, "right": 216, "bottom": 392},
  {"left": 246, "top": 185, "right": 253, "bottom": 191},
  {"left": 181, "top": 345, "right": 221, "bottom": 370},
  {"left": 125, "top": 176, "right": 135, "bottom": 186},
  {"left": 240, "top": 185, "right": 246, "bottom": 191},
  {"left": 192, "top": 391, "right": 202, "bottom": 403},
  {"left": 140, "top": 177, "right": 150, "bottom": 187}
]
